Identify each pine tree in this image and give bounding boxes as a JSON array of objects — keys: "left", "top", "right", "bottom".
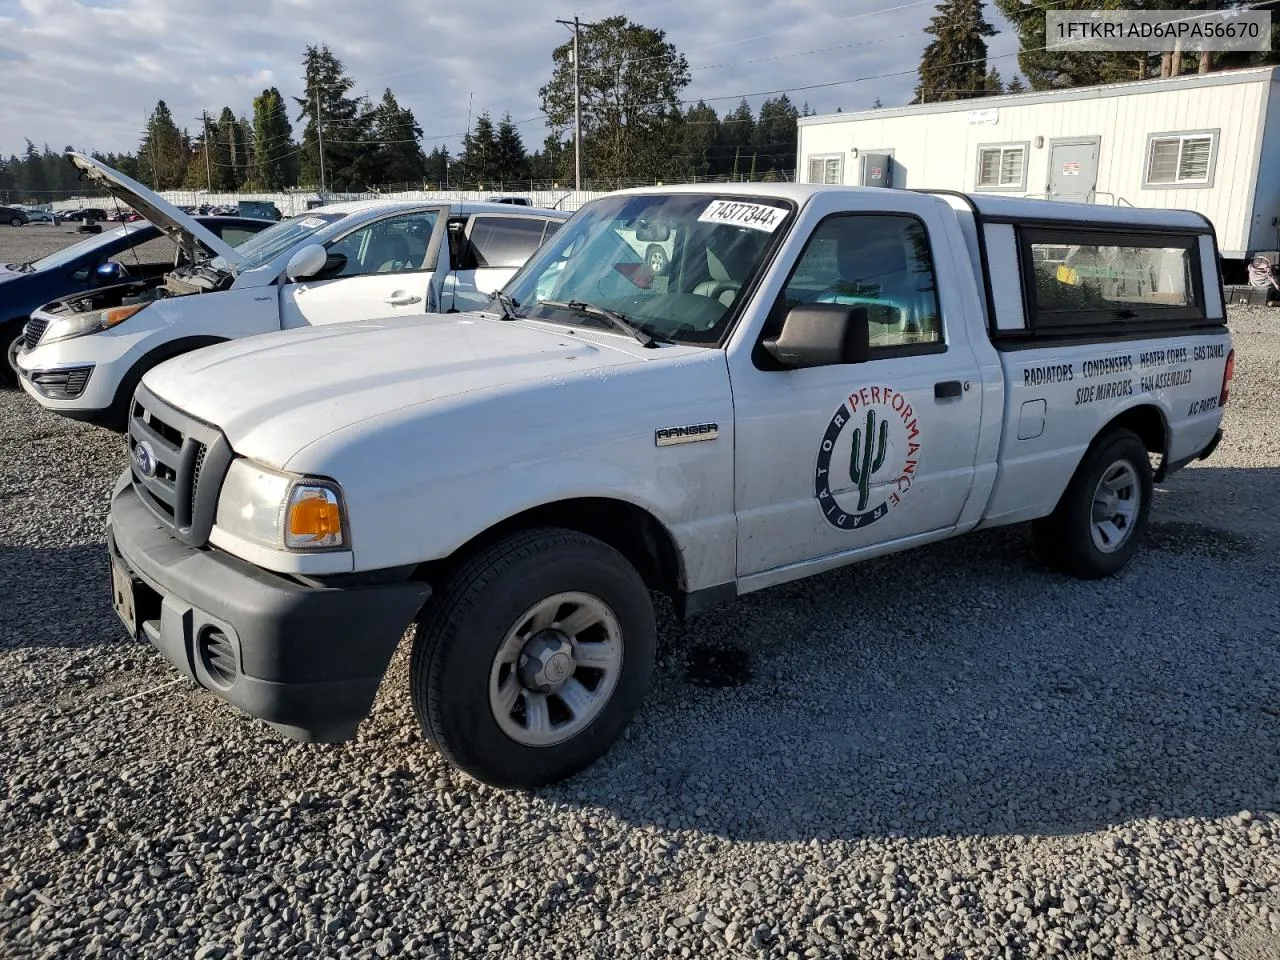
[
  {"left": 1005, "top": 75, "right": 1027, "bottom": 94},
  {"left": 214, "top": 107, "right": 247, "bottom": 189},
  {"left": 985, "top": 65, "right": 1005, "bottom": 94},
  {"left": 994, "top": 0, "right": 1158, "bottom": 90},
  {"left": 461, "top": 111, "right": 498, "bottom": 187},
  {"left": 137, "top": 100, "right": 189, "bottom": 189},
  {"left": 294, "top": 45, "right": 370, "bottom": 192},
  {"left": 755, "top": 95, "right": 799, "bottom": 177},
  {"left": 366, "top": 89, "right": 426, "bottom": 186},
  {"left": 250, "top": 87, "right": 295, "bottom": 189},
  {"left": 912, "top": 0, "right": 998, "bottom": 103},
  {"left": 494, "top": 113, "right": 529, "bottom": 184},
  {"left": 680, "top": 101, "right": 718, "bottom": 179},
  {"left": 22, "top": 141, "right": 48, "bottom": 197},
  {"left": 715, "top": 100, "right": 755, "bottom": 178},
  {"left": 424, "top": 146, "right": 452, "bottom": 187},
  {"left": 529, "top": 135, "right": 571, "bottom": 184}
]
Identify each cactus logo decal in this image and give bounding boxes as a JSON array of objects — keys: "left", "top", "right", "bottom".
[{"left": 815, "top": 385, "right": 922, "bottom": 530}]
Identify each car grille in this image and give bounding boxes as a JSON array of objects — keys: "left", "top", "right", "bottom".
[
  {"left": 24, "top": 316, "right": 49, "bottom": 349},
  {"left": 128, "top": 384, "right": 232, "bottom": 547}
]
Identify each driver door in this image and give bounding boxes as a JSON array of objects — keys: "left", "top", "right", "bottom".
[{"left": 279, "top": 207, "right": 450, "bottom": 328}]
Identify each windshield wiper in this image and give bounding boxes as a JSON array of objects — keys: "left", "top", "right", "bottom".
[
  {"left": 537, "top": 299, "right": 664, "bottom": 348},
  {"left": 486, "top": 290, "right": 521, "bottom": 320}
]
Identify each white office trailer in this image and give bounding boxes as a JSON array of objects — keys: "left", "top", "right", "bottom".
[{"left": 797, "top": 66, "right": 1280, "bottom": 288}]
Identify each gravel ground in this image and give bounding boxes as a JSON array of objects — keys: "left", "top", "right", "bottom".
[{"left": 0, "top": 224, "right": 1278, "bottom": 959}]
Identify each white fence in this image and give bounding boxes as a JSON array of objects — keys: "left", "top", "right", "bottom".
[
  {"left": 47, "top": 188, "right": 616, "bottom": 217},
  {"left": 43, "top": 173, "right": 798, "bottom": 217}
]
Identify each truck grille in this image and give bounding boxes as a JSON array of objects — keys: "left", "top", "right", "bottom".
[
  {"left": 23, "top": 317, "right": 49, "bottom": 349},
  {"left": 127, "top": 384, "right": 233, "bottom": 547}
]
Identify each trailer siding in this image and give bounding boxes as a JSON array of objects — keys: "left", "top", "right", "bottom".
[{"left": 798, "top": 68, "right": 1279, "bottom": 258}]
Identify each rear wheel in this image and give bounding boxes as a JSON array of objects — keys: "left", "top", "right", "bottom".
[
  {"left": 1033, "top": 428, "right": 1153, "bottom": 579},
  {"left": 409, "top": 527, "right": 656, "bottom": 788},
  {"left": 645, "top": 244, "right": 669, "bottom": 275}
]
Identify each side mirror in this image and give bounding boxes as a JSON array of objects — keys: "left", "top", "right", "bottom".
[
  {"left": 94, "top": 262, "right": 123, "bottom": 284},
  {"left": 763, "top": 304, "right": 871, "bottom": 368},
  {"left": 285, "top": 243, "right": 329, "bottom": 281}
]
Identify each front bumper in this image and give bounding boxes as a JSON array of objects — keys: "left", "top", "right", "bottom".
[{"left": 107, "top": 472, "right": 431, "bottom": 742}]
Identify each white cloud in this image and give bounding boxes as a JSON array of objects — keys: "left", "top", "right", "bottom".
[{"left": 0, "top": 0, "right": 1019, "bottom": 158}]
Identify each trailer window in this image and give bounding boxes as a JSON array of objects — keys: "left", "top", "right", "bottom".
[
  {"left": 1144, "top": 131, "right": 1217, "bottom": 187},
  {"left": 975, "top": 144, "right": 1026, "bottom": 191},
  {"left": 1022, "top": 228, "right": 1207, "bottom": 333},
  {"left": 807, "top": 155, "right": 844, "bottom": 185}
]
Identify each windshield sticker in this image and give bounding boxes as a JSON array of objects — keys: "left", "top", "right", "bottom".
[
  {"left": 299, "top": 217, "right": 327, "bottom": 229},
  {"left": 698, "top": 199, "right": 786, "bottom": 233},
  {"left": 815, "top": 385, "right": 921, "bottom": 530}
]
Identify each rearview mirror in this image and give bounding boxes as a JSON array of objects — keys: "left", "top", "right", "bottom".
[
  {"left": 763, "top": 304, "right": 871, "bottom": 368},
  {"left": 635, "top": 219, "right": 671, "bottom": 243},
  {"left": 286, "top": 243, "right": 329, "bottom": 281}
]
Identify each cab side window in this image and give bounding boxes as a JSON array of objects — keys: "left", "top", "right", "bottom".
[
  {"left": 323, "top": 212, "right": 437, "bottom": 278},
  {"left": 777, "top": 214, "right": 943, "bottom": 353}
]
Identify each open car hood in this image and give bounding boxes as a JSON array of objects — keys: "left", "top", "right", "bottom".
[{"left": 65, "top": 152, "right": 245, "bottom": 269}]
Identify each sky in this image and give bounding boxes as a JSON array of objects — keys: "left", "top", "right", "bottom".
[{"left": 0, "top": 0, "right": 1020, "bottom": 160}]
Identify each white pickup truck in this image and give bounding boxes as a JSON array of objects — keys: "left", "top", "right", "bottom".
[
  {"left": 105, "top": 184, "right": 1233, "bottom": 789},
  {"left": 15, "top": 153, "right": 567, "bottom": 427}
]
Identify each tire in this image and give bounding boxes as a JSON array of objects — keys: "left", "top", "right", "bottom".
[
  {"left": 2, "top": 324, "right": 25, "bottom": 389},
  {"left": 9, "top": 217, "right": 22, "bottom": 227},
  {"left": 645, "top": 244, "right": 669, "bottom": 275},
  {"left": 1032, "top": 428, "right": 1153, "bottom": 579},
  {"left": 410, "top": 527, "right": 656, "bottom": 788}
]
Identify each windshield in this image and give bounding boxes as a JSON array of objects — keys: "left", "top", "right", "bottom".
[
  {"left": 501, "top": 193, "right": 793, "bottom": 346},
  {"left": 27, "top": 225, "right": 139, "bottom": 271},
  {"left": 209, "top": 211, "right": 344, "bottom": 273}
]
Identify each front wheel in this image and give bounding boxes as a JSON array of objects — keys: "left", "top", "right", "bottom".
[
  {"left": 9, "top": 217, "right": 22, "bottom": 227},
  {"left": 410, "top": 527, "right": 656, "bottom": 788},
  {"left": 1033, "top": 428, "right": 1153, "bottom": 579},
  {"left": 2, "top": 326, "right": 25, "bottom": 389}
]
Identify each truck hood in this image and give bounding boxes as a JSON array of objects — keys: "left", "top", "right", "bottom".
[
  {"left": 65, "top": 152, "right": 244, "bottom": 268},
  {"left": 141, "top": 313, "right": 650, "bottom": 466}
]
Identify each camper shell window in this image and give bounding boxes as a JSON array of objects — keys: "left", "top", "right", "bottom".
[{"left": 1018, "top": 227, "right": 1209, "bottom": 335}]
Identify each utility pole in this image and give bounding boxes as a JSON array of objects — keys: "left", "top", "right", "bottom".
[
  {"left": 202, "top": 110, "right": 213, "bottom": 192},
  {"left": 556, "top": 16, "right": 586, "bottom": 191},
  {"left": 313, "top": 81, "right": 327, "bottom": 197}
]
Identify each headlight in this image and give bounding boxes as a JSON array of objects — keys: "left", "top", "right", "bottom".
[
  {"left": 40, "top": 303, "right": 147, "bottom": 346},
  {"left": 215, "top": 459, "right": 346, "bottom": 551}
]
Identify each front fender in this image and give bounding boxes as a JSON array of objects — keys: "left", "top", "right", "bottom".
[{"left": 284, "top": 368, "right": 739, "bottom": 592}]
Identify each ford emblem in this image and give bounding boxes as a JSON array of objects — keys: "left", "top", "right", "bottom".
[{"left": 133, "top": 440, "right": 157, "bottom": 478}]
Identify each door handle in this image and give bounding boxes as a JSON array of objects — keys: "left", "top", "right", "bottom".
[
  {"left": 934, "top": 380, "right": 963, "bottom": 400},
  {"left": 383, "top": 294, "right": 422, "bottom": 306}
]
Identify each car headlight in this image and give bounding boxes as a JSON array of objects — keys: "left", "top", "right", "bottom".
[
  {"left": 40, "top": 303, "right": 147, "bottom": 346},
  {"left": 215, "top": 459, "right": 346, "bottom": 551}
]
